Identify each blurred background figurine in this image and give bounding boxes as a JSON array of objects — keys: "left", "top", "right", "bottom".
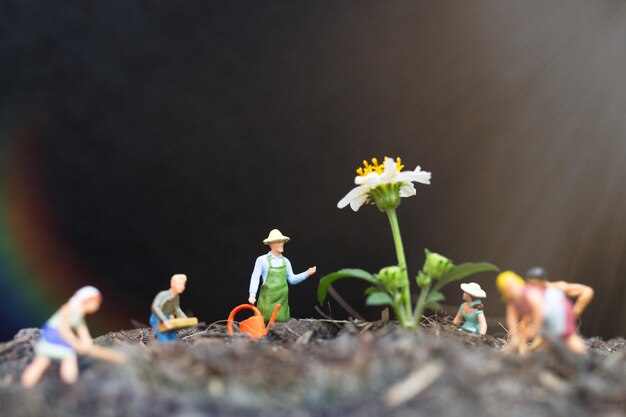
[
  {"left": 525, "top": 266, "right": 594, "bottom": 318},
  {"left": 452, "top": 282, "right": 487, "bottom": 335},
  {"left": 497, "top": 271, "right": 587, "bottom": 354},
  {"left": 248, "top": 229, "right": 316, "bottom": 322},
  {"left": 21, "top": 286, "right": 103, "bottom": 387},
  {"left": 523, "top": 266, "right": 594, "bottom": 350},
  {"left": 150, "top": 274, "right": 190, "bottom": 343}
]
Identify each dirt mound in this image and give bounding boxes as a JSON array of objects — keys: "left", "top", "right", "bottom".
[{"left": 1, "top": 319, "right": 625, "bottom": 417}]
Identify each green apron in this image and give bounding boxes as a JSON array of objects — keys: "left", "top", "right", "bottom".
[{"left": 257, "top": 255, "right": 290, "bottom": 322}]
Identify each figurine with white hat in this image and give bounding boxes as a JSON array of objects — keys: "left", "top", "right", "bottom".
[
  {"left": 21, "top": 286, "right": 103, "bottom": 387},
  {"left": 452, "top": 282, "right": 487, "bottom": 334},
  {"left": 248, "top": 229, "right": 316, "bottom": 322}
]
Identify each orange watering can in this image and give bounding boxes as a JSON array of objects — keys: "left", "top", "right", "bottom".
[{"left": 227, "top": 303, "right": 281, "bottom": 339}]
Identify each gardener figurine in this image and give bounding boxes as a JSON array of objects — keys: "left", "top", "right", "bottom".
[
  {"left": 525, "top": 266, "right": 594, "bottom": 318},
  {"left": 151, "top": 274, "right": 188, "bottom": 343},
  {"left": 21, "top": 286, "right": 102, "bottom": 387},
  {"left": 452, "top": 282, "right": 487, "bottom": 334},
  {"left": 497, "top": 271, "right": 586, "bottom": 354},
  {"left": 248, "top": 229, "right": 316, "bottom": 322}
]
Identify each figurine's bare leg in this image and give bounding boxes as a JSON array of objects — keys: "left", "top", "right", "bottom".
[
  {"left": 60, "top": 356, "right": 79, "bottom": 384},
  {"left": 21, "top": 356, "right": 51, "bottom": 387},
  {"left": 564, "top": 334, "right": 587, "bottom": 354}
]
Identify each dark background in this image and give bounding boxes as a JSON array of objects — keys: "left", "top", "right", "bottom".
[{"left": 1, "top": 0, "right": 626, "bottom": 340}]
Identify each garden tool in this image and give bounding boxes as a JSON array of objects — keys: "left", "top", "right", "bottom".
[
  {"left": 227, "top": 303, "right": 281, "bottom": 339},
  {"left": 157, "top": 316, "right": 198, "bottom": 332},
  {"left": 82, "top": 345, "right": 127, "bottom": 364}
]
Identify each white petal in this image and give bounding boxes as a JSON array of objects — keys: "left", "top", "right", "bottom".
[
  {"left": 399, "top": 183, "right": 416, "bottom": 197},
  {"left": 397, "top": 166, "right": 431, "bottom": 184},
  {"left": 379, "top": 157, "right": 397, "bottom": 184},
  {"left": 355, "top": 172, "right": 382, "bottom": 188},
  {"left": 337, "top": 186, "right": 369, "bottom": 209},
  {"left": 349, "top": 193, "right": 370, "bottom": 211}
]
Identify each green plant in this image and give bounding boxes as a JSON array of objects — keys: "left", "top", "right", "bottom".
[{"left": 318, "top": 157, "right": 498, "bottom": 329}]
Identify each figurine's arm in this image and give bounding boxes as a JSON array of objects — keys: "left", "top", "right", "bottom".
[
  {"left": 174, "top": 306, "right": 187, "bottom": 319},
  {"left": 550, "top": 281, "right": 594, "bottom": 317},
  {"left": 517, "top": 317, "right": 532, "bottom": 354},
  {"left": 452, "top": 307, "right": 462, "bottom": 326},
  {"left": 57, "top": 305, "right": 86, "bottom": 352},
  {"left": 285, "top": 258, "right": 316, "bottom": 285},
  {"left": 509, "top": 292, "right": 543, "bottom": 354},
  {"left": 75, "top": 324, "right": 94, "bottom": 349},
  {"left": 505, "top": 303, "right": 520, "bottom": 347},
  {"left": 477, "top": 312, "right": 487, "bottom": 335},
  {"left": 151, "top": 292, "right": 169, "bottom": 323},
  {"left": 248, "top": 257, "right": 265, "bottom": 304},
  {"left": 526, "top": 291, "right": 544, "bottom": 342}
]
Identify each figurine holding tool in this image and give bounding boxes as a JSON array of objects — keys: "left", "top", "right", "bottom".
[
  {"left": 248, "top": 229, "right": 316, "bottom": 322},
  {"left": 21, "top": 286, "right": 119, "bottom": 387},
  {"left": 151, "top": 274, "right": 196, "bottom": 342}
]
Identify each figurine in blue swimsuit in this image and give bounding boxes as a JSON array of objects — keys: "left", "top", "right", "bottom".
[
  {"left": 452, "top": 282, "right": 487, "bottom": 334},
  {"left": 21, "top": 286, "right": 102, "bottom": 387}
]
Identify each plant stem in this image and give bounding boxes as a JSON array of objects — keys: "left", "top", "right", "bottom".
[
  {"left": 386, "top": 208, "right": 414, "bottom": 327},
  {"left": 414, "top": 285, "right": 429, "bottom": 323}
]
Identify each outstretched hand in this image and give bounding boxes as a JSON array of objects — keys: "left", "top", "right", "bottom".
[
  {"left": 75, "top": 339, "right": 93, "bottom": 354},
  {"left": 307, "top": 266, "right": 317, "bottom": 276}
]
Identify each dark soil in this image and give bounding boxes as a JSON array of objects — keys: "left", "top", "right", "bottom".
[{"left": 1, "top": 318, "right": 625, "bottom": 417}]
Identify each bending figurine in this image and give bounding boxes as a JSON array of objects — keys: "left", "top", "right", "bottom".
[
  {"left": 248, "top": 229, "right": 316, "bottom": 322},
  {"left": 497, "top": 271, "right": 586, "bottom": 354},
  {"left": 452, "top": 282, "right": 487, "bottom": 335},
  {"left": 21, "top": 286, "right": 102, "bottom": 387},
  {"left": 526, "top": 266, "right": 594, "bottom": 318},
  {"left": 151, "top": 274, "right": 188, "bottom": 343}
]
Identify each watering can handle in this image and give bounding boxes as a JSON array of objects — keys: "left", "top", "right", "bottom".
[{"left": 227, "top": 304, "right": 263, "bottom": 335}]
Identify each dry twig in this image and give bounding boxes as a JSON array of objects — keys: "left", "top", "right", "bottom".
[{"left": 383, "top": 361, "right": 444, "bottom": 407}]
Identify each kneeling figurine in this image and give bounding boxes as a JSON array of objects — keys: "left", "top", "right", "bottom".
[
  {"left": 452, "top": 282, "right": 487, "bottom": 335},
  {"left": 21, "top": 286, "right": 103, "bottom": 387},
  {"left": 497, "top": 271, "right": 586, "bottom": 354},
  {"left": 151, "top": 274, "right": 195, "bottom": 343}
]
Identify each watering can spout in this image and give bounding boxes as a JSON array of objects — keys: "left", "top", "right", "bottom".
[{"left": 266, "top": 303, "right": 282, "bottom": 332}]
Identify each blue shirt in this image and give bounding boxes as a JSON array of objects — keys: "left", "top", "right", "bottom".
[{"left": 249, "top": 252, "right": 309, "bottom": 296}]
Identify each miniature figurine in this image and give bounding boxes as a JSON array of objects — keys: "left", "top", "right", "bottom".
[
  {"left": 151, "top": 274, "right": 195, "bottom": 343},
  {"left": 21, "top": 286, "right": 103, "bottom": 387},
  {"left": 526, "top": 266, "right": 594, "bottom": 318},
  {"left": 452, "top": 282, "right": 487, "bottom": 334},
  {"left": 496, "top": 271, "right": 586, "bottom": 354},
  {"left": 248, "top": 229, "right": 316, "bottom": 322}
]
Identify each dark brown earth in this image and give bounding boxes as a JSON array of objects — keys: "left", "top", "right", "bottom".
[{"left": 1, "top": 318, "right": 625, "bottom": 417}]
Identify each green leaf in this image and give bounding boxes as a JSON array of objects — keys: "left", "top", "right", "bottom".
[
  {"left": 317, "top": 269, "right": 380, "bottom": 305},
  {"left": 363, "top": 287, "right": 381, "bottom": 295},
  {"left": 366, "top": 292, "right": 393, "bottom": 306},
  {"left": 426, "top": 291, "right": 445, "bottom": 304},
  {"left": 435, "top": 262, "right": 499, "bottom": 290},
  {"left": 424, "top": 302, "right": 442, "bottom": 311}
]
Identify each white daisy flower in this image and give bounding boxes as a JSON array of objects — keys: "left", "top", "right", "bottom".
[{"left": 337, "top": 157, "right": 431, "bottom": 212}]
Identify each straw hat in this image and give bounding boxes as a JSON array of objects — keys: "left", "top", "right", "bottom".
[
  {"left": 263, "top": 229, "right": 290, "bottom": 245},
  {"left": 460, "top": 282, "right": 486, "bottom": 299}
]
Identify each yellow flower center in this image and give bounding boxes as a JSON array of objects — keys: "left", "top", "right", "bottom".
[{"left": 356, "top": 157, "right": 404, "bottom": 176}]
